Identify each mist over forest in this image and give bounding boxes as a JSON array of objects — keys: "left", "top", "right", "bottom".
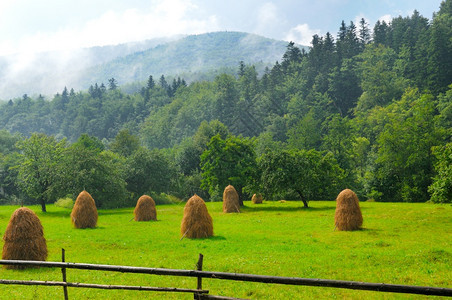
[
  {"left": 0, "top": 1, "right": 451, "bottom": 209},
  {"left": 0, "top": 32, "right": 297, "bottom": 100}
]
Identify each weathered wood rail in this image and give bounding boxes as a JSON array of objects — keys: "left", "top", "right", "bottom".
[{"left": 0, "top": 251, "right": 451, "bottom": 299}]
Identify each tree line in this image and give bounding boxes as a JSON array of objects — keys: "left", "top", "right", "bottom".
[{"left": 0, "top": 1, "right": 451, "bottom": 209}]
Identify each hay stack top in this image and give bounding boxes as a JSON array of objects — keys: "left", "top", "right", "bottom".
[{"left": 3, "top": 207, "right": 44, "bottom": 241}]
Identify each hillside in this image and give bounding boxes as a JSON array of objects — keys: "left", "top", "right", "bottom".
[
  {"left": 81, "top": 32, "right": 304, "bottom": 87},
  {"left": 0, "top": 32, "right": 304, "bottom": 99}
]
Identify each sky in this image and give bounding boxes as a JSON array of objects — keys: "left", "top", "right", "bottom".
[{"left": 0, "top": 0, "right": 444, "bottom": 56}]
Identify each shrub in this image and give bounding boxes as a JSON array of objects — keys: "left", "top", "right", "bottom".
[{"left": 54, "top": 197, "right": 74, "bottom": 209}]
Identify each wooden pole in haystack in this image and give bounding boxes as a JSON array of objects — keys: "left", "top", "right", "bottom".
[
  {"left": 134, "top": 195, "right": 157, "bottom": 221},
  {"left": 223, "top": 185, "right": 240, "bottom": 213},
  {"left": 334, "top": 189, "right": 363, "bottom": 231},
  {"left": 2, "top": 207, "right": 48, "bottom": 269},
  {"left": 71, "top": 190, "right": 98, "bottom": 229},
  {"left": 181, "top": 195, "right": 213, "bottom": 239}
]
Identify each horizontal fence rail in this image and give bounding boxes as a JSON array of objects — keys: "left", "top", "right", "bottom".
[
  {"left": 0, "top": 279, "right": 208, "bottom": 294},
  {"left": 1, "top": 257, "right": 451, "bottom": 298}
]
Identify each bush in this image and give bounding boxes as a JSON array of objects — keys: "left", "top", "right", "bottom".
[
  {"left": 429, "top": 143, "right": 452, "bottom": 203},
  {"left": 150, "top": 193, "right": 182, "bottom": 205},
  {"left": 54, "top": 197, "right": 74, "bottom": 209}
]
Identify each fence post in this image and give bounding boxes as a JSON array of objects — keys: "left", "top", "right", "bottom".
[
  {"left": 61, "top": 248, "right": 69, "bottom": 300},
  {"left": 194, "top": 253, "right": 204, "bottom": 300}
]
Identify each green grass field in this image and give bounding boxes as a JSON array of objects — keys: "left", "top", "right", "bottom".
[{"left": 0, "top": 200, "right": 450, "bottom": 299}]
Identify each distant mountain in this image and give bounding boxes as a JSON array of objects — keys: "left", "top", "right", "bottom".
[{"left": 0, "top": 32, "right": 307, "bottom": 99}]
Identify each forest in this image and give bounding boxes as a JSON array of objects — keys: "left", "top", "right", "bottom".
[{"left": 0, "top": 1, "right": 451, "bottom": 211}]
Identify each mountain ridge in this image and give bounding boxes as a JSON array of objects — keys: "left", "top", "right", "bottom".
[{"left": 0, "top": 32, "right": 307, "bottom": 99}]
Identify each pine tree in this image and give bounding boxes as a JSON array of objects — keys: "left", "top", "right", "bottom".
[
  {"left": 358, "top": 18, "right": 371, "bottom": 47},
  {"left": 108, "top": 78, "right": 118, "bottom": 90}
]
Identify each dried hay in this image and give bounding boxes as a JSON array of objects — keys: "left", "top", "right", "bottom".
[
  {"left": 181, "top": 194, "right": 213, "bottom": 239},
  {"left": 223, "top": 185, "right": 240, "bottom": 213},
  {"left": 134, "top": 195, "right": 157, "bottom": 221},
  {"left": 335, "top": 189, "right": 363, "bottom": 231},
  {"left": 251, "top": 193, "right": 263, "bottom": 204},
  {"left": 71, "top": 190, "right": 98, "bottom": 229},
  {"left": 2, "top": 207, "right": 47, "bottom": 269}
]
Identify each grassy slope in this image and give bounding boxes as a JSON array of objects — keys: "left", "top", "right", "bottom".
[{"left": 0, "top": 201, "right": 450, "bottom": 299}]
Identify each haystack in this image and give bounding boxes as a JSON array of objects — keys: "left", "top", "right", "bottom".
[
  {"left": 2, "top": 207, "right": 47, "bottom": 269},
  {"left": 223, "top": 185, "right": 240, "bottom": 213},
  {"left": 251, "top": 193, "right": 263, "bottom": 204},
  {"left": 71, "top": 190, "right": 98, "bottom": 229},
  {"left": 334, "top": 189, "right": 363, "bottom": 231},
  {"left": 181, "top": 194, "right": 213, "bottom": 239},
  {"left": 134, "top": 195, "right": 157, "bottom": 221}
]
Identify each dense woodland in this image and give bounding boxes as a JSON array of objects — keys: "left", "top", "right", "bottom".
[{"left": 0, "top": 1, "right": 451, "bottom": 211}]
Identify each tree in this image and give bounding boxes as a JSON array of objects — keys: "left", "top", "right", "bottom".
[
  {"left": 73, "top": 133, "right": 104, "bottom": 153},
  {"left": 258, "top": 149, "right": 344, "bottom": 207},
  {"left": 428, "top": 143, "right": 452, "bottom": 203},
  {"left": 358, "top": 18, "right": 371, "bottom": 46},
  {"left": 176, "top": 120, "right": 229, "bottom": 176},
  {"left": 200, "top": 134, "right": 256, "bottom": 204},
  {"left": 370, "top": 89, "right": 440, "bottom": 202},
  {"left": 108, "top": 78, "right": 118, "bottom": 90},
  {"left": 125, "top": 147, "right": 175, "bottom": 198},
  {"left": 16, "top": 133, "right": 66, "bottom": 212},
  {"left": 60, "top": 144, "right": 128, "bottom": 208},
  {"left": 214, "top": 74, "right": 239, "bottom": 131},
  {"left": 281, "top": 41, "right": 303, "bottom": 72},
  {"left": 427, "top": 1, "right": 452, "bottom": 94},
  {"left": 147, "top": 75, "right": 155, "bottom": 90},
  {"left": 110, "top": 129, "right": 140, "bottom": 157},
  {"left": 355, "top": 44, "right": 409, "bottom": 112}
]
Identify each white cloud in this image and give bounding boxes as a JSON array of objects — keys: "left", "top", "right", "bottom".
[
  {"left": 0, "top": 0, "right": 219, "bottom": 56},
  {"left": 378, "top": 14, "right": 392, "bottom": 24},
  {"left": 285, "top": 24, "right": 321, "bottom": 46},
  {"left": 255, "top": 2, "right": 279, "bottom": 34}
]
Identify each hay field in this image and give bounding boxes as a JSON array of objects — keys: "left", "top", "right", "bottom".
[{"left": 0, "top": 201, "right": 450, "bottom": 299}]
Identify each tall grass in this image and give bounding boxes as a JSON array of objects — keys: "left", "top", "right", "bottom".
[{"left": 0, "top": 201, "right": 450, "bottom": 299}]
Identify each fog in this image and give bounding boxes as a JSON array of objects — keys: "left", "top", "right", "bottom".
[
  {"left": 0, "top": 32, "right": 299, "bottom": 101},
  {"left": 0, "top": 37, "right": 177, "bottom": 100}
]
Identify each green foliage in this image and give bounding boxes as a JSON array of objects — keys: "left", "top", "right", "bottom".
[
  {"left": 0, "top": 5, "right": 451, "bottom": 205},
  {"left": 60, "top": 144, "right": 129, "bottom": 208},
  {"left": 257, "top": 149, "right": 344, "bottom": 207},
  {"left": 125, "top": 147, "right": 175, "bottom": 199},
  {"left": 109, "top": 129, "right": 140, "bottom": 157},
  {"left": 200, "top": 134, "right": 256, "bottom": 202},
  {"left": 16, "top": 133, "right": 67, "bottom": 212},
  {"left": 370, "top": 89, "right": 440, "bottom": 202},
  {"left": 429, "top": 143, "right": 452, "bottom": 203},
  {"left": 355, "top": 44, "right": 409, "bottom": 112},
  {"left": 54, "top": 197, "right": 74, "bottom": 209},
  {"left": 72, "top": 133, "right": 105, "bottom": 153}
]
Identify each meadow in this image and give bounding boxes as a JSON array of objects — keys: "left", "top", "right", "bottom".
[{"left": 0, "top": 200, "right": 450, "bottom": 299}]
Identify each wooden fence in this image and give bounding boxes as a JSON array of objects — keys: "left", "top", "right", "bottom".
[{"left": 0, "top": 251, "right": 451, "bottom": 299}]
